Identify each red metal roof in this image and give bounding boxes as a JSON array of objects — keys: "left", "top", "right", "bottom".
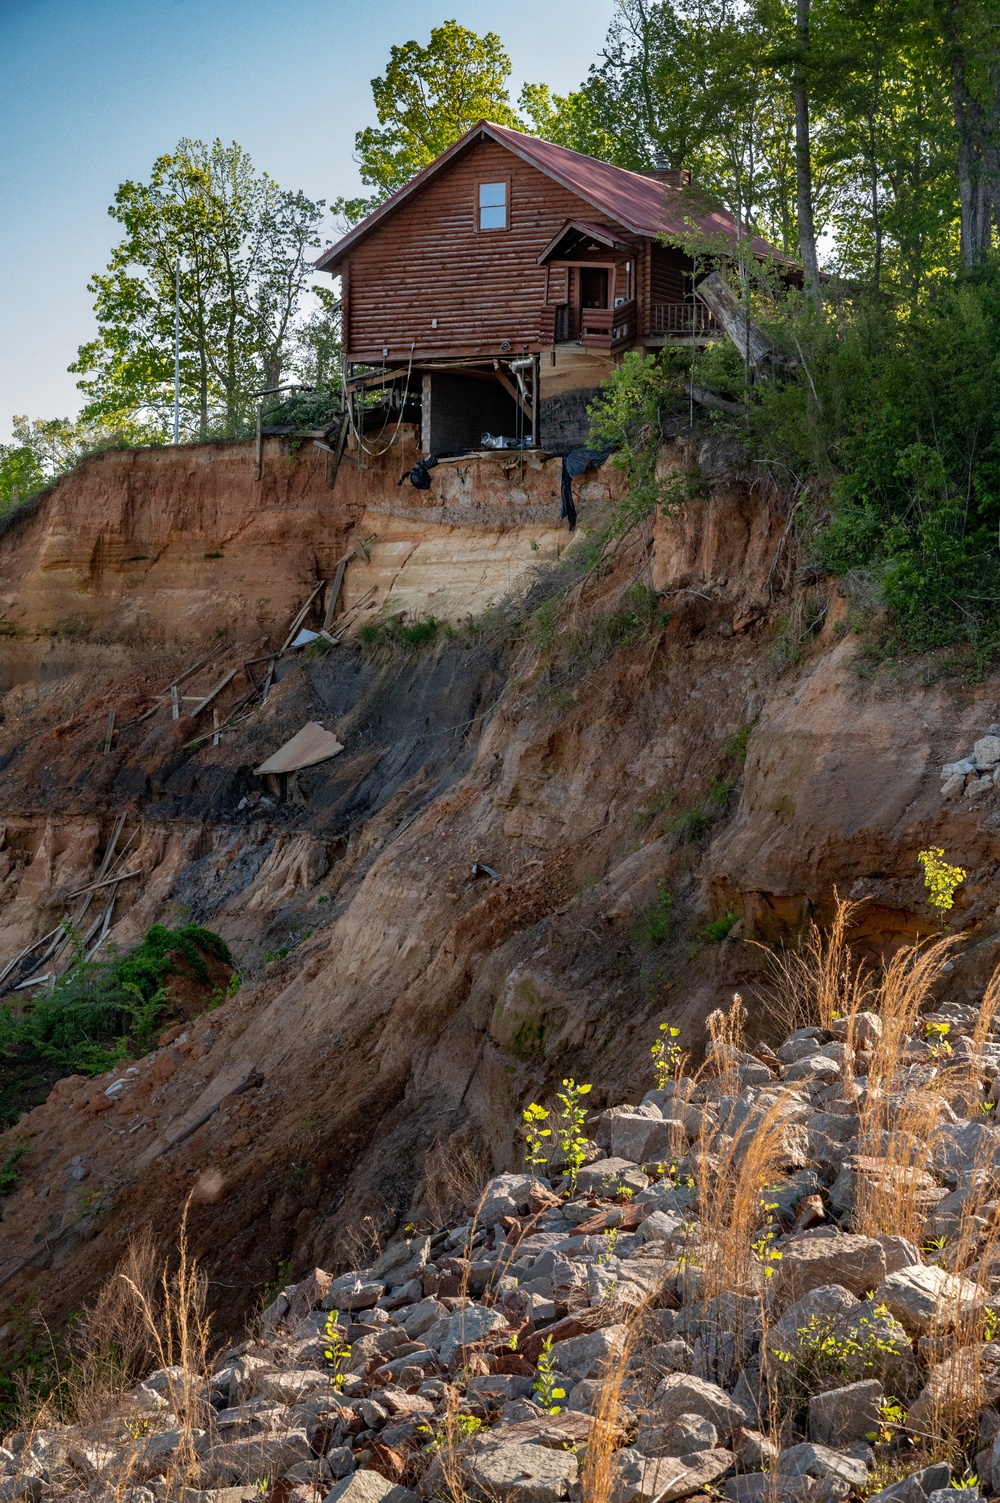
[{"left": 315, "top": 120, "right": 785, "bottom": 273}]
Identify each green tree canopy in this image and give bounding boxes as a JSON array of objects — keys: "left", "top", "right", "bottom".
[
  {"left": 0, "top": 413, "right": 161, "bottom": 515},
  {"left": 525, "top": 0, "right": 1000, "bottom": 296},
  {"left": 72, "top": 139, "right": 325, "bottom": 439},
  {"left": 337, "top": 19, "right": 522, "bottom": 223}
]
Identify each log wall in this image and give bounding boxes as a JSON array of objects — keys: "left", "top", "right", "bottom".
[{"left": 343, "top": 138, "right": 642, "bottom": 363}]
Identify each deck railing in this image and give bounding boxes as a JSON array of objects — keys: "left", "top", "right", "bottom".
[
  {"left": 580, "top": 298, "right": 636, "bottom": 351},
  {"left": 651, "top": 302, "right": 723, "bottom": 337}
]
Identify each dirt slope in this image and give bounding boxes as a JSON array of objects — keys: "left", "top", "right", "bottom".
[{"left": 0, "top": 432, "right": 998, "bottom": 1352}]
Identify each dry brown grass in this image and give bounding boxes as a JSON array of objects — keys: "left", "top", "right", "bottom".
[
  {"left": 119, "top": 1195, "right": 212, "bottom": 1490},
  {"left": 65, "top": 1229, "right": 162, "bottom": 1429},
  {"left": 420, "top": 1129, "right": 491, "bottom": 1228},
  {"left": 757, "top": 891, "right": 874, "bottom": 1036},
  {"left": 696, "top": 1098, "right": 797, "bottom": 1309},
  {"left": 581, "top": 1319, "right": 634, "bottom": 1503},
  {"left": 705, "top": 992, "right": 748, "bottom": 1097},
  {"left": 852, "top": 933, "right": 958, "bottom": 1243}
]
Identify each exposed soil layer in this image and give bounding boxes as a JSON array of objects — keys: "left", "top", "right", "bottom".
[{"left": 0, "top": 433, "right": 999, "bottom": 1360}]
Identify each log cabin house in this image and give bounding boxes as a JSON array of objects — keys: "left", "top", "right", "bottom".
[{"left": 316, "top": 120, "right": 783, "bottom": 452}]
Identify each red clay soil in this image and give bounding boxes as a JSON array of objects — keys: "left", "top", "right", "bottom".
[{"left": 0, "top": 433, "right": 998, "bottom": 1364}]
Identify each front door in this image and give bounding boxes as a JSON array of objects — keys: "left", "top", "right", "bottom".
[{"left": 580, "top": 267, "right": 609, "bottom": 310}]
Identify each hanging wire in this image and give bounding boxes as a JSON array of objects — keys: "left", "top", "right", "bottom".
[{"left": 342, "top": 342, "right": 416, "bottom": 459}]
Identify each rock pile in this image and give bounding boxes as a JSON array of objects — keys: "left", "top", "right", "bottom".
[
  {"left": 940, "top": 730, "right": 1000, "bottom": 800},
  {"left": 7, "top": 998, "right": 1000, "bottom": 1503}
]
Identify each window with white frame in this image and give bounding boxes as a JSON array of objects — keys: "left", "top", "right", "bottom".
[{"left": 478, "top": 181, "right": 508, "bottom": 230}]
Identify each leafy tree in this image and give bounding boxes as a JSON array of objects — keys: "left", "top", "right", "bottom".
[
  {"left": 289, "top": 285, "right": 342, "bottom": 392},
  {"left": 337, "top": 19, "right": 521, "bottom": 223},
  {"left": 0, "top": 442, "right": 44, "bottom": 515},
  {"left": 71, "top": 139, "right": 325, "bottom": 439},
  {"left": 0, "top": 412, "right": 161, "bottom": 513}
]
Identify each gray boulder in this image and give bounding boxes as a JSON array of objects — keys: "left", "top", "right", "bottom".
[
  {"left": 616, "top": 1449, "right": 734, "bottom": 1503},
  {"left": 476, "top": 1174, "right": 536, "bottom": 1227},
  {"left": 778, "top": 1442, "right": 868, "bottom": 1488},
  {"left": 809, "top": 1380, "right": 883, "bottom": 1445},
  {"left": 636, "top": 1411, "right": 718, "bottom": 1457},
  {"left": 575, "top": 1158, "right": 649, "bottom": 1196},
  {"left": 324, "top": 1474, "right": 421, "bottom": 1503},
  {"left": 611, "top": 1114, "right": 684, "bottom": 1165},
  {"left": 873, "top": 1264, "right": 983, "bottom": 1334},
  {"left": 650, "top": 1373, "right": 748, "bottom": 1435},
  {"left": 774, "top": 1230, "right": 887, "bottom": 1302},
  {"left": 548, "top": 1324, "right": 628, "bottom": 1382},
  {"left": 725, "top": 1477, "right": 848, "bottom": 1503},
  {"left": 866, "top": 1467, "right": 952, "bottom": 1503},
  {"left": 462, "top": 1442, "right": 577, "bottom": 1503}
]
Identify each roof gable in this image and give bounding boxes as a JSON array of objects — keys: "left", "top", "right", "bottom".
[{"left": 315, "top": 120, "right": 782, "bottom": 273}]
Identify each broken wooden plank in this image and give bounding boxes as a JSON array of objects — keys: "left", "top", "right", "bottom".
[
  {"left": 65, "top": 870, "right": 141, "bottom": 901},
  {"left": 170, "top": 685, "right": 179, "bottom": 720},
  {"left": 184, "top": 708, "right": 257, "bottom": 750},
  {"left": 187, "top": 668, "right": 239, "bottom": 717},
  {"left": 14, "top": 973, "right": 51, "bottom": 991},
  {"left": 0, "top": 926, "right": 62, "bottom": 988},
  {"left": 102, "top": 709, "right": 115, "bottom": 755},
  {"left": 346, "top": 367, "right": 410, "bottom": 392},
  {"left": 322, "top": 557, "right": 348, "bottom": 631},
  {"left": 281, "top": 580, "right": 328, "bottom": 652}
]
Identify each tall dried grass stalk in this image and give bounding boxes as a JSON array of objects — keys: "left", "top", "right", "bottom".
[
  {"left": 697, "top": 1098, "right": 796, "bottom": 1307},
  {"left": 851, "top": 934, "right": 958, "bottom": 1242},
  {"left": 120, "top": 1195, "right": 211, "bottom": 1489},
  {"left": 582, "top": 1320, "right": 634, "bottom": 1503},
  {"left": 758, "top": 892, "right": 873, "bottom": 1035},
  {"left": 421, "top": 1131, "right": 490, "bottom": 1228},
  {"left": 705, "top": 993, "right": 748, "bottom": 1097}
]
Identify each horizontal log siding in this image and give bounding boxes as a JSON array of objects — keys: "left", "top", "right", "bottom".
[
  {"left": 650, "top": 245, "right": 689, "bottom": 305},
  {"left": 344, "top": 139, "right": 641, "bottom": 362}
]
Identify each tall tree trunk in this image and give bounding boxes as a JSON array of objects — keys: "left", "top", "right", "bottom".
[
  {"left": 939, "top": 0, "right": 1000, "bottom": 267},
  {"left": 866, "top": 113, "right": 882, "bottom": 292},
  {"left": 794, "top": 0, "right": 821, "bottom": 303}
]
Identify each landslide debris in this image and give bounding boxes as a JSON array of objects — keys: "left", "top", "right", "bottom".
[{"left": 7, "top": 923, "right": 1000, "bottom": 1503}]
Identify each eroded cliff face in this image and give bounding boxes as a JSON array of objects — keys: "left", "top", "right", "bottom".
[{"left": 1, "top": 433, "right": 998, "bottom": 1346}]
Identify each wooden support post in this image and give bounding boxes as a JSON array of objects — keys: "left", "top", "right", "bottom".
[
  {"left": 65, "top": 870, "right": 141, "bottom": 901},
  {"left": 103, "top": 709, "right": 115, "bottom": 755},
  {"left": 213, "top": 708, "right": 220, "bottom": 746},
  {"left": 493, "top": 364, "right": 533, "bottom": 425},
  {"left": 255, "top": 400, "right": 263, "bottom": 481},
  {"left": 170, "top": 685, "right": 179, "bottom": 720},
  {"left": 281, "top": 579, "right": 327, "bottom": 651},
  {"left": 327, "top": 412, "right": 349, "bottom": 490}
]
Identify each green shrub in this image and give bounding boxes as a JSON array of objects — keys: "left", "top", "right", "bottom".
[
  {"left": 261, "top": 389, "right": 339, "bottom": 430},
  {"left": 356, "top": 613, "right": 451, "bottom": 654},
  {"left": 566, "top": 584, "right": 666, "bottom": 667},
  {"left": 635, "top": 881, "right": 675, "bottom": 946},
  {"left": 749, "top": 271, "right": 1000, "bottom": 664},
  {"left": 665, "top": 804, "right": 712, "bottom": 844},
  {"left": 1, "top": 924, "right": 233, "bottom": 1077},
  {"left": 771, "top": 589, "right": 829, "bottom": 672},
  {"left": 699, "top": 910, "right": 739, "bottom": 942},
  {"left": 0, "top": 1140, "right": 28, "bottom": 1198},
  {"left": 725, "top": 721, "right": 755, "bottom": 765}
]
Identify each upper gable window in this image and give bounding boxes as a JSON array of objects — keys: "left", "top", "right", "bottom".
[{"left": 478, "top": 181, "right": 508, "bottom": 230}]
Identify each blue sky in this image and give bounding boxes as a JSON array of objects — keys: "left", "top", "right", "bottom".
[{"left": 0, "top": 0, "right": 615, "bottom": 444}]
